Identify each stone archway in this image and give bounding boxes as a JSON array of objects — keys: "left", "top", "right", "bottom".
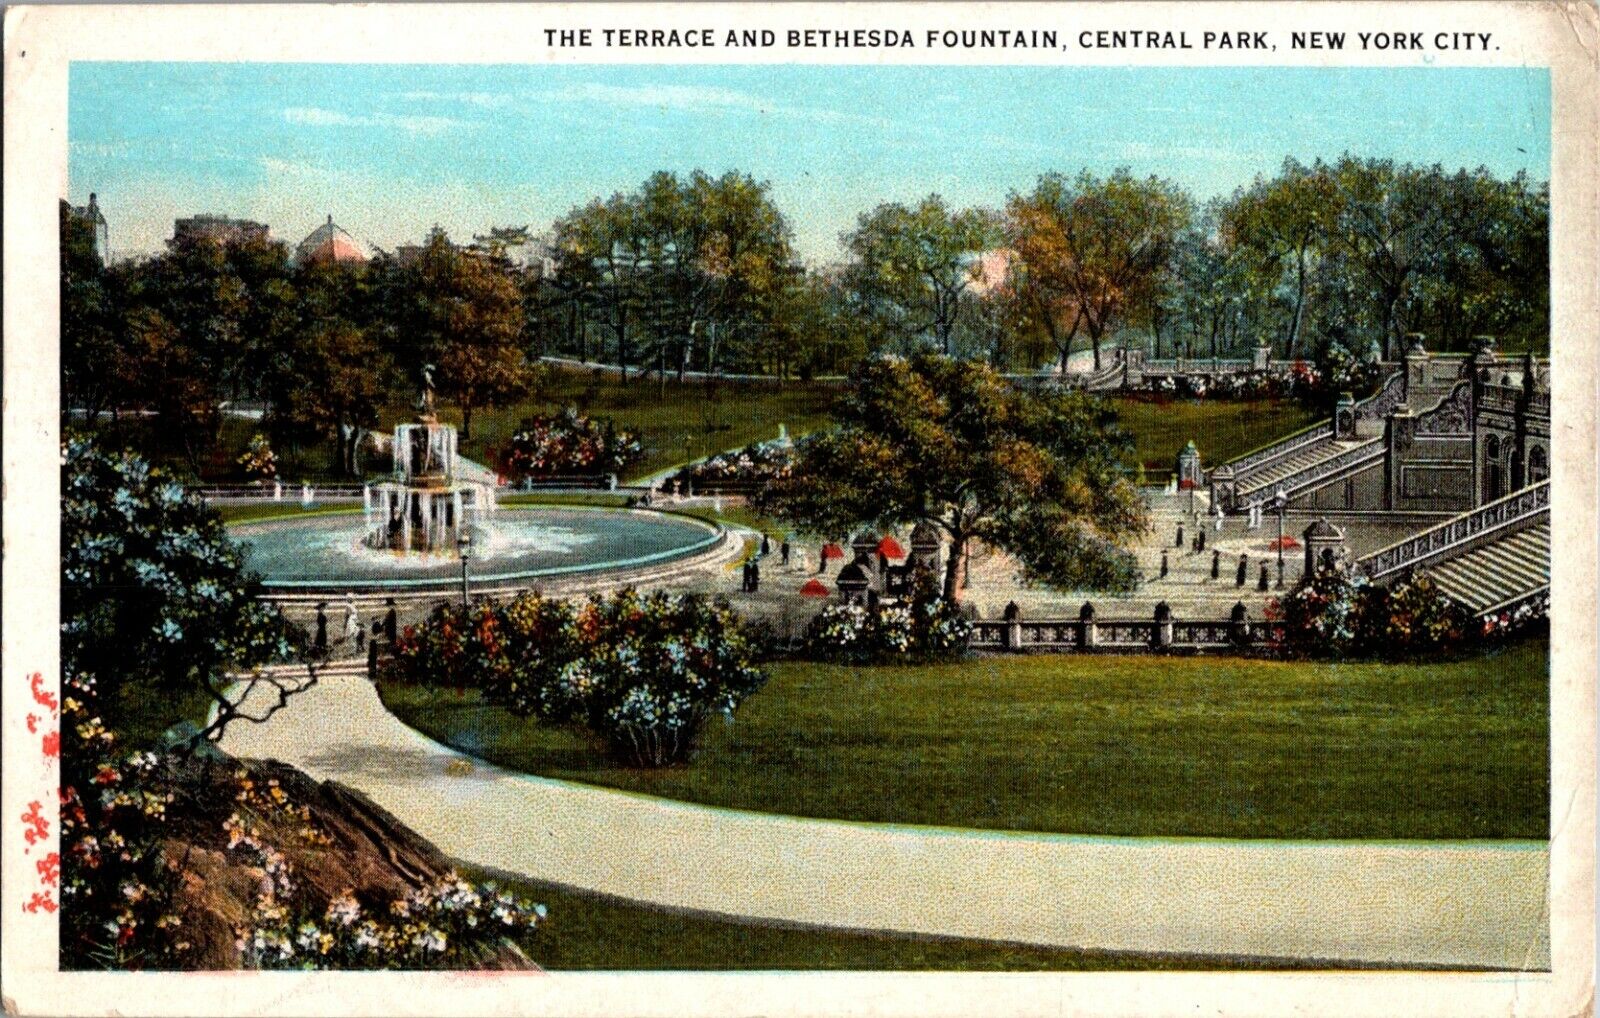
[{"left": 1527, "top": 444, "right": 1548, "bottom": 484}]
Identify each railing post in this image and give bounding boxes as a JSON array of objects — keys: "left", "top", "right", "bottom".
[
  {"left": 1003, "top": 601, "right": 1022, "bottom": 651},
  {"left": 1079, "top": 601, "right": 1097, "bottom": 650},
  {"left": 1230, "top": 601, "right": 1251, "bottom": 648}
]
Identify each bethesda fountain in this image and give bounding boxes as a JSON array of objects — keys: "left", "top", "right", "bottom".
[
  {"left": 225, "top": 368, "right": 728, "bottom": 594},
  {"left": 363, "top": 372, "right": 496, "bottom": 554}
]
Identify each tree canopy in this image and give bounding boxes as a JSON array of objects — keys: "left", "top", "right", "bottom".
[{"left": 760, "top": 353, "right": 1147, "bottom": 601}]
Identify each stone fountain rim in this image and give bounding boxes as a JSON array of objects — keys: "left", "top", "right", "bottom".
[{"left": 227, "top": 504, "right": 726, "bottom": 592}]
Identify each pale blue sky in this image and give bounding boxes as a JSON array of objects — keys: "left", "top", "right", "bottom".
[{"left": 69, "top": 63, "right": 1551, "bottom": 264}]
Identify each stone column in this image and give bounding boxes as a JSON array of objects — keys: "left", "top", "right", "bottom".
[{"left": 1153, "top": 601, "right": 1173, "bottom": 649}]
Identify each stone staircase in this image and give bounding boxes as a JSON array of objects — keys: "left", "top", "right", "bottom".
[
  {"left": 1355, "top": 481, "right": 1550, "bottom": 617},
  {"left": 1232, "top": 437, "right": 1374, "bottom": 502},
  {"left": 1422, "top": 521, "right": 1550, "bottom": 615}
]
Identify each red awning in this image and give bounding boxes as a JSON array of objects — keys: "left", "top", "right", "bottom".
[
  {"left": 799, "top": 578, "right": 830, "bottom": 598},
  {"left": 876, "top": 536, "right": 908, "bottom": 560},
  {"left": 820, "top": 542, "right": 845, "bottom": 560}
]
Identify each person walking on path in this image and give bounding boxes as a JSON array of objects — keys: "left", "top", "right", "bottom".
[
  {"left": 750, "top": 559, "right": 761, "bottom": 593},
  {"left": 1258, "top": 563, "right": 1270, "bottom": 591},
  {"left": 781, "top": 539, "right": 791, "bottom": 567},
  {"left": 1160, "top": 550, "right": 1169, "bottom": 578},
  {"left": 1236, "top": 554, "right": 1248, "bottom": 587},
  {"left": 314, "top": 603, "right": 329, "bottom": 656},
  {"left": 383, "top": 598, "right": 398, "bottom": 645},
  {"left": 1176, "top": 524, "right": 1185, "bottom": 549},
  {"left": 761, "top": 534, "right": 771, "bottom": 557},
  {"left": 1212, "top": 550, "right": 1221, "bottom": 580}
]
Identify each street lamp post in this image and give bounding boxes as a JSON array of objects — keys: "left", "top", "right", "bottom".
[
  {"left": 457, "top": 529, "right": 473, "bottom": 609},
  {"left": 1273, "top": 486, "right": 1287, "bottom": 589}
]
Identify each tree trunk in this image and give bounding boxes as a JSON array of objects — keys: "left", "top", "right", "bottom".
[
  {"left": 461, "top": 403, "right": 473, "bottom": 442},
  {"left": 941, "top": 533, "right": 967, "bottom": 603},
  {"left": 333, "top": 417, "right": 348, "bottom": 478}
]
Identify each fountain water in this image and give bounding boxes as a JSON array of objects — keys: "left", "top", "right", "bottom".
[{"left": 364, "top": 379, "right": 495, "bottom": 554}]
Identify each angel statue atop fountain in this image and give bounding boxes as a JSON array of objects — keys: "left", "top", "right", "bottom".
[{"left": 417, "top": 363, "right": 437, "bottom": 416}]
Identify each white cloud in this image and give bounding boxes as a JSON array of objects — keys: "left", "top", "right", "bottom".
[{"left": 281, "top": 106, "right": 462, "bottom": 136}]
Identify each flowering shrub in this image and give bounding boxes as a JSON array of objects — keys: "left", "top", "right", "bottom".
[
  {"left": 678, "top": 438, "right": 795, "bottom": 487},
  {"left": 805, "top": 588, "right": 972, "bottom": 665},
  {"left": 1481, "top": 592, "right": 1550, "bottom": 642},
  {"left": 1131, "top": 358, "right": 1385, "bottom": 410},
  {"left": 237, "top": 871, "right": 544, "bottom": 970},
  {"left": 499, "top": 407, "right": 642, "bottom": 479},
  {"left": 1275, "top": 569, "right": 1478, "bottom": 659},
  {"left": 62, "top": 436, "right": 298, "bottom": 718},
  {"left": 390, "top": 590, "right": 768, "bottom": 767},
  {"left": 235, "top": 434, "right": 279, "bottom": 481},
  {"left": 60, "top": 673, "right": 190, "bottom": 970}
]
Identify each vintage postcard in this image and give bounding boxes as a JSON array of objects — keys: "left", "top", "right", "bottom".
[{"left": 3, "top": 3, "right": 1596, "bottom": 1016}]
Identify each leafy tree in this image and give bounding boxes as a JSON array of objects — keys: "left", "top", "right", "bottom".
[
  {"left": 760, "top": 353, "right": 1147, "bottom": 602},
  {"left": 842, "top": 195, "right": 999, "bottom": 356},
  {"left": 1007, "top": 170, "right": 1193, "bottom": 371},
  {"left": 398, "top": 229, "right": 530, "bottom": 439},
  {"left": 1220, "top": 159, "right": 1336, "bottom": 358},
  {"left": 61, "top": 436, "right": 302, "bottom": 747}
]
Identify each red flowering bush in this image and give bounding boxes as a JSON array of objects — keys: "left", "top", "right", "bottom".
[
  {"left": 499, "top": 407, "right": 642, "bottom": 479},
  {"left": 1276, "top": 569, "right": 1476, "bottom": 659}
]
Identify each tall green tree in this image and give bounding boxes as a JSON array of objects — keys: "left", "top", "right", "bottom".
[
  {"left": 843, "top": 195, "right": 999, "bottom": 356},
  {"left": 761, "top": 353, "right": 1146, "bottom": 602},
  {"left": 1221, "top": 159, "right": 1336, "bottom": 358}
]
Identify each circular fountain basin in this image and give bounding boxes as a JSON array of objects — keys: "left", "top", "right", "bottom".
[{"left": 229, "top": 506, "right": 724, "bottom": 593}]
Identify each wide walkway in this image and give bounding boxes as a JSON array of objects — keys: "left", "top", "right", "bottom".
[{"left": 218, "top": 674, "right": 1550, "bottom": 970}]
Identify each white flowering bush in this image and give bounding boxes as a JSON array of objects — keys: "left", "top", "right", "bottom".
[
  {"left": 237, "top": 873, "right": 545, "bottom": 970},
  {"left": 391, "top": 589, "right": 768, "bottom": 767},
  {"left": 806, "top": 588, "right": 971, "bottom": 665}
]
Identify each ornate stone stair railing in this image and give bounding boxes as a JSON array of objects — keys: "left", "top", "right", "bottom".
[
  {"left": 1234, "top": 436, "right": 1385, "bottom": 503},
  {"left": 1355, "top": 481, "right": 1551, "bottom": 584},
  {"left": 1217, "top": 421, "right": 1335, "bottom": 480}
]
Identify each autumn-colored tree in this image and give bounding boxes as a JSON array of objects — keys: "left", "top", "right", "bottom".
[
  {"left": 399, "top": 229, "right": 530, "bottom": 440},
  {"left": 760, "top": 353, "right": 1146, "bottom": 602},
  {"left": 1007, "top": 170, "right": 1193, "bottom": 371}
]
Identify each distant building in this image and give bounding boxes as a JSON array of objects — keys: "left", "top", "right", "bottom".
[
  {"left": 173, "top": 214, "right": 270, "bottom": 246},
  {"left": 293, "top": 215, "right": 369, "bottom": 266},
  {"left": 68, "top": 193, "right": 110, "bottom": 265}
]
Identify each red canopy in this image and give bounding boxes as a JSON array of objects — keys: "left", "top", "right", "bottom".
[
  {"left": 799, "top": 578, "right": 830, "bottom": 598},
  {"left": 1268, "top": 536, "right": 1302, "bottom": 551},
  {"left": 876, "top": 536, "right": 908, "bottom": 560},
  {"left": 820, "top": 542, "right": 845, "bottom": 560}
]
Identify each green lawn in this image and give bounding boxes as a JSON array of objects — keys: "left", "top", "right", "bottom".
[
  {"left": 383, "top": 640, "right": 1549, "bottom": 841},
  {"left": 468, "top": 868, "right": 1313, "bottom": 971},
  {"left": 1114, "top": 397, "right": 1322, "bottom": 475}
]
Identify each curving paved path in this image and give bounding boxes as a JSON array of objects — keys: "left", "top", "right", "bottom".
[{"left": 218, "top": 673, "right": 1550, "bottom": 969}]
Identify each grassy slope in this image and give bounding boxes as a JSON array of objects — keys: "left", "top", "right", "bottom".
[
  {"left": 383, "top": 639, "right": 1549, "bottom": 841},
  {"left": 113, "top": 365, "right": 1320, "bottom": 485},
  {"left": 471, "top": 869, "right": 1312, "bottom": 971}
]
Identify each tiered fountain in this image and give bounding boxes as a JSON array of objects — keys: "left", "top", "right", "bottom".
[{"left": 363, "top": 375, "right": 496, "bottom": 554}]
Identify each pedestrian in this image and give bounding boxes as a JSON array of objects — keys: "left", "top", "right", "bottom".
[
  {"left": 366, "top": 637, "right": 380, "bottom": 679},
  {"left": 1211, "top": 549, "right": 1221, "bottom": 579},
  {"left": 1197, "top": 528, "right": 1206, "bottom": 552},
  {"left": 751, "top": 559, "right": 761, "bottom": 593},
  {"left": 741, "top": 559, "right": 752, "bottom": 592},
  {"left": 342, "top": 593, "right": 360, "bottom": 647},
  {"left": 761, "top": 534, "right": 771, "bottom": 557},
  {"left": 1236, "top": 554, "right": 1248, "bottom": 587},
  {"left": 383, "top": 598, "right": 398, "bottom": 644},
  {"left": 1258, "top": 563, "right": 1270, "bottom": 591},
  {"left": 781, "top": 539, "right": 791, "bottom": 566},
  {"left": 1176, "top": 524, "right": 1185, "bottom": 548},
  {"left": 1159, "top": 550, "right": 1169, "bottom": 578},
  {"left": 314, "top": 602, "right": 328, "bottom": 655}
]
